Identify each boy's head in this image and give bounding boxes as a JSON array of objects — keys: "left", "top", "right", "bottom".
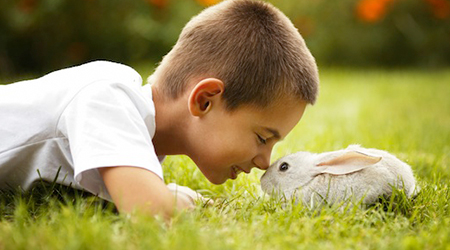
[
  {"left": 150, "top": 0, "right": 319, "bottom": 184},
  {"left": 151, "top": 0, "right": 319, "bottom": 110}
]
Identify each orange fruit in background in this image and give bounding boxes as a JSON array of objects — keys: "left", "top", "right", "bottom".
[
  {"left": 196, "top": 0, "right": 219, "bottom": 7},
  {"left": 356, "top": 0, "right": 394, "bottom": 23},
  {"left": 425, "top": 0, "right": 450, "bottom": 19}
]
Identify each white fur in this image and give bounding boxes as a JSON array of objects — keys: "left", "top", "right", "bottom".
[{"left": 260, "top": 145, "right": 418, "bottom": 206}]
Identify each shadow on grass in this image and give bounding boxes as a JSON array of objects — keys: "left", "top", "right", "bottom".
[{"left": 0, "top": 180, "right": 117, "bottom": 221}]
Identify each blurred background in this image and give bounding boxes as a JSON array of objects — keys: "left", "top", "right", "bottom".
[{"left": 0, "top": 0, "right": 449, "bottom": 80}]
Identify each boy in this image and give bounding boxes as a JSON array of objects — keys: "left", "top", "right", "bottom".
[{"left": 0, "top": 0, "right": 318, "bottom": 218}]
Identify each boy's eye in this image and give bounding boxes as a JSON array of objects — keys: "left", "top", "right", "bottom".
[{"left": 257, "top": 134, "right": 267, "bottom": 145}]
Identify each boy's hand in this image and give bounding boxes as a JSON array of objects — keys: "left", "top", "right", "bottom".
[
  {"left": 99, "top": 166, "right": 196, "bottom": 219},
  {"left": 166, "top": 183, "right": 212, "bottom": 207}
]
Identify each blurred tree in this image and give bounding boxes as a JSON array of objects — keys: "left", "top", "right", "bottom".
[
  {"left": 281, "top": 0, "right": 450, "bottom": 67},
  {"left": 0, "top": 0, "right": 449, "bottom": 77},
  {"left": 0, "top": 0, "right": 203, "bottom": 77}
]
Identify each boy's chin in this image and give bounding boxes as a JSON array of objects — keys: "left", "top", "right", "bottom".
[
  {"left": 202, "top": 172, "right": 228, "bottom": 185},
  {"left": 196, "top": 164, "right": 229, "bottom": 185},
  {"left": 206, "top": 176, "right": 227, "bottom": 185}
]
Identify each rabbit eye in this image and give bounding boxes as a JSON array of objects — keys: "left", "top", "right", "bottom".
[{"left": 279, "top": 162, "right": 289, "bottom": 172}]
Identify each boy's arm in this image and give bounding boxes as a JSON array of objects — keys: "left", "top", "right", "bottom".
[{"left": 99, "top": 166, "right": 194, "bottom": 219}]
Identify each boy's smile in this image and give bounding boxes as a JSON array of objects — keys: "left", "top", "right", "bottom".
[{"left": 184, "top": 78, "right": 307, "bottom": 184}]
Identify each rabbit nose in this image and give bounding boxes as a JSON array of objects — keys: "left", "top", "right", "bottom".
[{"left": 261, "top": 170, "right": 268, "bottom": 178}]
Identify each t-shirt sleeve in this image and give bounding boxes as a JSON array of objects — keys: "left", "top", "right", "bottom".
[{"left": 57, "top": 80, "right": 163, "bottom": 200}]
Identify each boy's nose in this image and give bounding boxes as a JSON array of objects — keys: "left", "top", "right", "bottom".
[{"left": 252, "top": 151, "right": 271, "bottom": 170}]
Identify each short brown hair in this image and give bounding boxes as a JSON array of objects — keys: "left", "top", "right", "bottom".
[{"left": 151, "top": 0, "right": 319, "bottom": 110}]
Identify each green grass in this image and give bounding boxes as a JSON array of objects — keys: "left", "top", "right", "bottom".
[{"left": 1, "top": 68, "right": 450, "bottom": 249}]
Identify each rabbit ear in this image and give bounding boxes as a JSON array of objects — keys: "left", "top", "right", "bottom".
[{"left": 315, "top": 151, "right": 382, "bottom": 175}]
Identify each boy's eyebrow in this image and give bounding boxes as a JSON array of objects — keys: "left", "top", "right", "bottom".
[{"left": 265, "top": 127, "right": 281, "bottom": 140}]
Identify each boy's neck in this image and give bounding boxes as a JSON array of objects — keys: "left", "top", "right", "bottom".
[{"left": 151, "top": 84, "right": 191, "bottom": 156}]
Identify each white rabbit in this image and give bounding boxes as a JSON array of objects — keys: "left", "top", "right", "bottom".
[{"left": 260, "top": 145, "right": 418, "bottom": 207}]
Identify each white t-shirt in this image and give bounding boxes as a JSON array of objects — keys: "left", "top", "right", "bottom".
[{"left": 0, "top": 61, "right": 164, "bottom": 201}]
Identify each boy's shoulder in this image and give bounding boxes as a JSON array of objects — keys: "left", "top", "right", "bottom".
[
  {"left": 36, "top": 60, "right": 143, "bottom": 91},
  {"left": 79, "top": 60, "right": 137, "bottom": 74},
  {"left": 56, "top": 60, "right": 142, "bottom": 85}
]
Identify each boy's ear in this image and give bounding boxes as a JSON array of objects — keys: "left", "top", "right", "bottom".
[{"left": 188, "top": 78, "right": 224, "bottom": 117}]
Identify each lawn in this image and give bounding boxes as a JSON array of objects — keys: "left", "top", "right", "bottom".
[{"left": 1, "top": 67, "right": 449, "bottom": 249}]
